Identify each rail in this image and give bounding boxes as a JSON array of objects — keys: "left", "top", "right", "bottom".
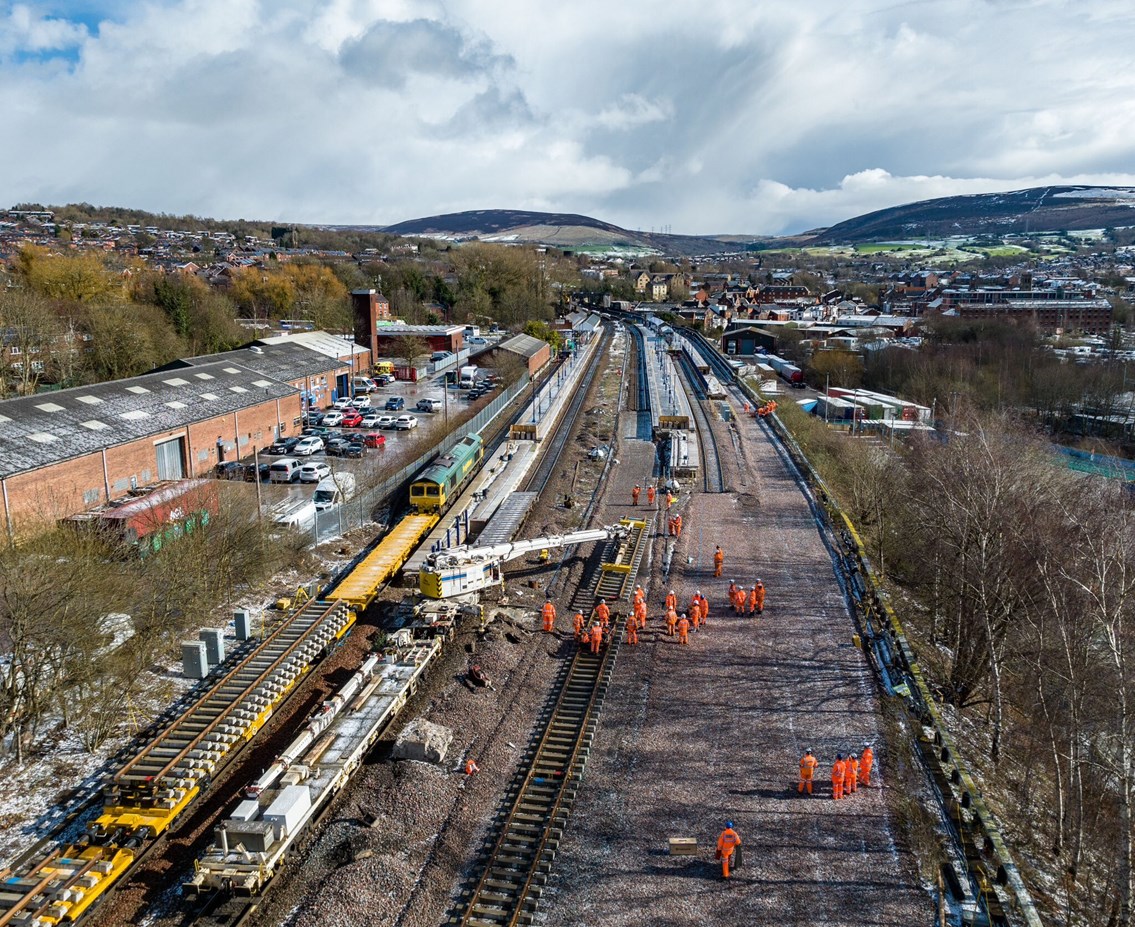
[{"left": 674, "top": 350, "right": 724, "bottom": 493}]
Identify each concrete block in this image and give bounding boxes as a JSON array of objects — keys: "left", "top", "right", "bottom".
[{"left": 390, "top": 719, "right": 454, "bottom": 765}]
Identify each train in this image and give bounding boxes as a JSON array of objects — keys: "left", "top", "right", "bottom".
[
  {"left": 762, "top": 353, "right": 805, "bottom": 388},
  {"left": 409, "top": 433, "right": 484, "bottom": 512}
]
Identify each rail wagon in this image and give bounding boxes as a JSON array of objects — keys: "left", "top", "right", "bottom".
[{"left": 409, "top": 433, "right": 484, "bottom": 512}]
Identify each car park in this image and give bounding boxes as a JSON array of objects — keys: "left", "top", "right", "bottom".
[
  {"left": 361, "top": 432, "right": 386, "bottom": 449},
  {"left": 267, "top": 437, "right": 300, "bottom": 455},
  {"left": 321, "top": 410, "right": 345, "bottom": 427},
  {"left": 292, "top": 436, "right": 325, "bottom": 456},
  {"left": 298, "top": 461, "right": 332, "bottom": 483},
  {"left": 376, "top": 415, "right": 398, "bottom": 429},
  {"left": 394, "top": 414, "right": 419, "bottom": 430},
  {"left": 384, "top": 396, "right": 405, "bottom": 411},
  {"left": 341, "top": 411, "right": 364, "bottom": 428}
]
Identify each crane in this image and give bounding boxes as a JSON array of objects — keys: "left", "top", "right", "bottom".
[{"left": 418, "top": 523, "right": 632, "bottom": 598}]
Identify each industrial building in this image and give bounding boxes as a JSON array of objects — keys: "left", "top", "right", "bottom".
[
  {"left": 374, "top": 324, "right": 467, "bottom": 358},
  {"left": 492, "top": 334, "right": 552, "bottom": 376}
]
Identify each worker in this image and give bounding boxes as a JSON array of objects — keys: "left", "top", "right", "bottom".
[
  {"left": 728, "top": 580, "right": 738, "bottom": 607},
  {"left": 666, "top": 607, "right": 678, "bottom": 637},
  {"left": 698, "top": 592, "right": 709, "bottom": 626},
  {"left": 633, "top": 597, "right": 647, "bottom": 629},
  {"left": 731, "top": 581, "right": 744, "bottom": 614},
  {"left": 832, "top": 754, "right": 846, "bottom": 800},
  {"left": 633, "top": 584, "right": 645, "bottom": 607},
  {"left": 689, "top": 592, "right": 702, "bottom": 627},
  {"left": 647, "top": 484, "right": 656, "bottom": 505},
  {"left": 542, "top": 598, "right": 556, "bottom": 633},
  {"left": 665, "top": 588, "right": 677, "bottom": 613},
  {"left": 632, "top": 484, "right": 641, "bottom": 505},
  {"left": 746, "top": 584, "right": 758, "bottom": 616},
  {"left": 713, "top": 545, "right": 724, "bottom": 577},
  {"left": 573, "top": 611, "right": 585, "bottom": 640},
  {"left": 798, "top": 749, "right": 818, "bottom": 794},
  {"left": 845, "top": 753, "right": 859, "bottom": 795},
  {"left": 465, "top": 757, "right": 479, "bottom": 776},
  {"left": 753, "top": 580, "right": 766, "bottom": 615},
  {"left": 589, "top": 624, "right": 602, "bottom": 655},
  {"left": 666, "top": 491, "right": 675, "bottom": 510},
  {"left": 861, "top": 744, "right": 875, "bottom": 787},
  {"left": 677, "top": 613, "right": 690, "bottom": 644},
  {"left": 468, "top": 664, "right": 493, "bottom": 689},
  {"left": 595, "top": 598, "right": 611, "bottom": 628},
  {"left": 674, "top": 513, "right": 683, "bottom": 538},
  {"left": 626, "top": 620, "right": 638, "bottom": 645},
  {"left": 715, "top": 822, "right": 742, "bottom": 879},
  {"left": 666, "top": 514, "right": 675, "bottom": 537}
]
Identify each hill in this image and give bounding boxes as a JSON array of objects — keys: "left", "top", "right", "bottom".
[{"left": 810, "top": 185, "right": 1135, "bottom": 243}]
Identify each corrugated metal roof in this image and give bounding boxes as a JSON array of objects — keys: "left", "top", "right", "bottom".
[
  {"left": 498, "top": 334, "right": 548, "bottom": 358},
  {"left": 0, "top": 362, "right": 296, "bottom": 479},
  {"left": 258, "top": 331, "right": 368, "bottom": 361},
  {"left": 157, "top": 341, "right": 344, "bottom": 383}
]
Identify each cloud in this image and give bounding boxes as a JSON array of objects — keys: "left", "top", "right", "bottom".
[{"left": 3, "top": 0, "right": 1135, "bottom": 234}]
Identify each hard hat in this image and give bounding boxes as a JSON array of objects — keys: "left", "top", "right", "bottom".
[
  {"left": 670, "top": 589, "right": 674, "bottom": 594},
  {"left": 836, "top": 753, "right": 844, "bottom": 760},
  {"left": 696, "top": 589, "right": 701, "bottom": 595},
  {"left": 725, "top": 820, "right": 734, "bottom": 829},
  {"left": 805, "top": 748, "right": 812, "bottom": 754},
  {"left": 850, "top": 752, "right": 857, "bottom": 758}
]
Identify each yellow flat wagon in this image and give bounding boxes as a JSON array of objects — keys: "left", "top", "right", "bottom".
[{"left": 333, "top": 514, "right": 440, "bottom": 610}]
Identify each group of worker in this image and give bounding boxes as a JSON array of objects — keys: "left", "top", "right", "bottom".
[
  {"left": 797, "top": 745, "right": 876, "bottom": 798},
  {"left": 632, "top": 483, "right": 679, "bottom": 511},
  {"left": 727, "top": 578, "right": 765, "bottom": 616}
]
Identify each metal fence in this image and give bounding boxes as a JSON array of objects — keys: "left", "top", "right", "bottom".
[{"left": 292, "top": 373, "right": 532, "bottom": 545}]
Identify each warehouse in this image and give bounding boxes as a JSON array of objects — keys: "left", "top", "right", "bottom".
[
  {"left": 492, "top": 334, "right": 552, "bottom": 376},
  {"left": 0, "top": 363, "right": 299, "bottom": 539}
]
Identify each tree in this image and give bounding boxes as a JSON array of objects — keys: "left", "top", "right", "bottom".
[
  {"left": 0, "top": 289, "right": 62, "bottom": 396},
  {"left": 15, "top": 245, "right": 121, "bottom": 303},
  {"left": 395, "top": 334, "right": 429, "bottom": 368},
  {"left": 809, "top": 350, "right": 862, "bottom": 389}
]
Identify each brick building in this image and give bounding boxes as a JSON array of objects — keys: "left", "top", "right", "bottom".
[
  {"left": 0, "top": 363, "right": 300, "bottom": 538},
  {"left": 374, "top": 324, "right": 467, "bottom": 358}
]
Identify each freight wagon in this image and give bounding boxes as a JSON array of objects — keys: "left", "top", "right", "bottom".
[{"left": 763, "top": 354, "right": 805, "bottom": 388}]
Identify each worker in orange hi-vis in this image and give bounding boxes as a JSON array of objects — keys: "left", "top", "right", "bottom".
[
  {"left": 689, "top": 593, "right": 702, "bottom": 626},
  {"left": 697, "top": 592, "right": 709, "bottom": 627},
  {"left": 731, "top": 582, "right": 744, "bottom": 613},
  {"left": 465, "top": 758, "right": 479, "bottom": 776},
  {"left": 633, "top": 597, "right": 647, "bottom": 629},
  {"left": 665, "top": 589, "right": 677, "bottom": 613},
  {"left": 715, "top": 822, "right": 742, "bottom": 880},
  {"left": 754, "top": 579, "right": 766, "bottom": 615},
  {"left": 666, "top": 491, "right": 675, "bottom": 510},
  {"left": 747, "top": 584, "right": 759, "bottom": 616},
  {"left": 647, "top": 485, "right": 656, "bottom": 506},
  {"left": 673, "top": 513, "right": 683, "bottom": 538},
  {"left": 625, "top": 620, "right": 638, "bottom": 645},
  {"left": 541, "top": 598, "right": 556, "bottom": 633},
  {"left": 595, "top": 598, "right": 611, "bottom": 628},
  {"left": 860, "top": 745, "right": 875, "bottom": 787},
  {"left": 727, "top": 580, "right": 738, "bottom": 607},
  {"left": 666, "top": 607, "right": 678, "bottom": 637},
  {"left": 573, "top": 611, "right": 585, "bottom": 640},
  {"left": 798, "top": 749, "right": 819, "bottom": 794},
  {"left": 666, "top": 514, "right": 675, "bottom": 537},
  {"left": 633, "top": 584, "right": 645, "bottom": 607},
  {"left": 845, "top": 753, "right": 859, "bottom": 794},
  {"left": 589, "top": 625, "right": 602, "bottom": 655},
  {"left": 632, "top": 484, "right": 641, "bottom": 506},
  {"left": 831, "top": 754, "right": 846, "bottom": 800},
  {"left": 713, "top": 545, "right": 724, "bottom": 577},
  {"left": 677, "top": 613, "right": 690, "bottom": 644}
]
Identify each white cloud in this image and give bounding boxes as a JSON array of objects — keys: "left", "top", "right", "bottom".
[{"left": 2, "top": 0, "right": 1135, "bottom": 234}]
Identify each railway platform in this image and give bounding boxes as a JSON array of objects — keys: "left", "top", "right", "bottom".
[{"left": 637, "top": 325, "right": 692, "bottom": 434}]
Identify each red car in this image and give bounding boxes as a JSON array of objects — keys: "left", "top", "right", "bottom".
[
  {"left": 362, "top": 432, "right": 386, "bottom": 448},
  {"left": 341, "top": 411, "right": 363, "bottom": 427}
]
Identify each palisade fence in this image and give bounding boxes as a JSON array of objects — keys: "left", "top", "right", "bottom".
[{"left": 299, "top": 373, "right": 531, "bottom": 545}]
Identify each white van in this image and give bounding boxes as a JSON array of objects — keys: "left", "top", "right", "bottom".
[
  {"left": 459, "top": 365, "right": 479, "bottom": 389},
  {"left": 352, "top": 376, "right": 377, "bottom": 393},
  {"left": 269, "top": 457, "right": 302, "bottom": 483},
  {"left": 271, "top": 497, "right": 316, "bottom": 529},
  {"left": 312, "top": 473, "right": 357, "bottom": 511}
]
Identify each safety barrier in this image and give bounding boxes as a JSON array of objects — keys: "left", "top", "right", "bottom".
[{"left": 738, "top": 371, "right": 1044, "bottom": 927}]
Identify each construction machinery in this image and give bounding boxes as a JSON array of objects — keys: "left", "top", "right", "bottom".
[{"left": 418, "top": 522, "right": 634, "bottom": 598}]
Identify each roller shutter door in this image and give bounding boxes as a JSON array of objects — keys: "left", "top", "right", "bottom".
[{"left": 155, "top": 437, "right": 185, "bottom": 480}]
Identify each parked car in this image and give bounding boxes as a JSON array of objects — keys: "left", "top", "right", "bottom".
[
  {"left": 267, "top": 437, "right": 300, "bottom": 455},
  {"left": 351, "top": 394, "right": 372, "bottom": 409},
  {"left": 376, "top": 415, "right": 398, "bottom": 429},
  {"left": 244, "top": 462, "right": 271, "bottom": 482},
  {"left": 321, "top": 410, "right": 345, "bottom": 427},
  {"left": 430, "top": 350, "right": 452, "bottom": 362},
  {"left": 416, "top": 398, "right": 443, "bottom": 413},
  {"left": 269, "top": 457, "right": 302, "bottom": 483},
  {"left": 332, "top": 397, "right": 356, "bottom": 411},
  {"left": 341, "top": 411, "right": 364, "bottom": 428},
  {"left": 292, "top": 436, "right": 325, "bottom": 456},
  {"left": 465, "top": 388, "right": 485, "bottom": 400},
  {"left": 324, "top": 437, "right": 352, "bottom": 456},
  {"left": 467, "top": 336, "right": 487, "bottom": 345},
  {"left": 384, "top": 396, "right": 405, "bottom": 411},
  {"left": 303, "top": 425, "right": 332, "bottom": 438},
  {"left": 214, "top": 461, "right": 243, "bottom": 480},
  {"left": 303, "top": 411, "right": 325, "bottom": 426},
  {"left": 361, "top": 432, "right": 386, "bottom": 449},
  {"left": 359, "top": 412, "right": 383, "bottom": 428},
  {"left": 394, "top": 414, "right": 419, "bottom": 430},
  {"left": 340, "top": 442, "right": 364, "bottom": 458},
  {"left": 298, "top": 461, "right": 332, "bottom": 483}
]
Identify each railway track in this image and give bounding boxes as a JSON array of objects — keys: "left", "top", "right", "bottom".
[
  {"left": 451, "top": 619, "right": 624, "bottom": 927},
  {"left": 675, "top": 351, "right": 724, "bottom": 493}
]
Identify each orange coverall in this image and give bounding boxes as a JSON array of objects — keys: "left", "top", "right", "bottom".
[
  {"left": 666, "top": 608, "right": 678, "bottom": 636},
  {"left": 647, "top": 485, "right": 656, "bottom": 505},
  {"left": 689, "top": 596, "right": 702, "bottom": 628},
  {"left": 542, "top": 601, "right": 556, "bottom": 633},
  {"left": 596, "top": 601, "right": 611, "bottom": 627},
  {"left": 832, "top": 758, "right": 846, "bottom": 800},
  {"left": 665, "top": 591, "right": 677, "bottom": 613},
  {"left": 589, "top": 626, "right": 601, "bottom": 655},
  {"left": 747, "top": 586, "right": 759, "bottom": 615},
  {"left": 633, "top": 586, "right": 645, "bottom": 606},
  {"left": 731, "top": 586, "right": 744, "bottom": 613},
  {"left": 625, "top": 622, "right": 638, "bottom": 645},
  {"left": 860, "top": 747, "right": 874, "bottom": 786},
  {"left": 633, "top": 599, "right": 647, "bottom": 628},
  {"left": 677, "top": 616, "right": 690, "bottom": 644},
  {"left": 698, "top": 594, "right": 708, "bottom": 626},
  {"left": 716, "top": 827, "right": 741, "bottom": 879},
  {"left": 753, "top": 582, "right": 766, "bottom": 614},
  {"left": 465, "top": 758, "right": 479, "bottom": 776},
  {"left": 799, "top": 752, "right": 818, "bottom": 794},
  {"left": 573, "top": 612, "right": 585, "bottom": 640},
  {"left": 713, "top": 547, "right": 724, "bottom": 577},
  {"left": 673, "top": 514, "right": 683, "bottom": 538},
  {"left": 845, "top": 755, "right": 859, "bottom": 794},
  {"left": 632, "top": 485, "right": 641, "bottom": 505}
]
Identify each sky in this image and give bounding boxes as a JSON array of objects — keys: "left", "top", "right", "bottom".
[{"left": 3, "top": 0, "right": 1135, "bottom": 236}]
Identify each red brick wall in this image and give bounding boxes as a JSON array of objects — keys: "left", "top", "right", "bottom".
[{"left": 0, "top": 394, "right": 301, "bottom": 538}]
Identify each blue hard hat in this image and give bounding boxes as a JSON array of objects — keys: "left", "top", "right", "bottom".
[{"left": 725, "top": 820, "right": 734, "bottom": 829}]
